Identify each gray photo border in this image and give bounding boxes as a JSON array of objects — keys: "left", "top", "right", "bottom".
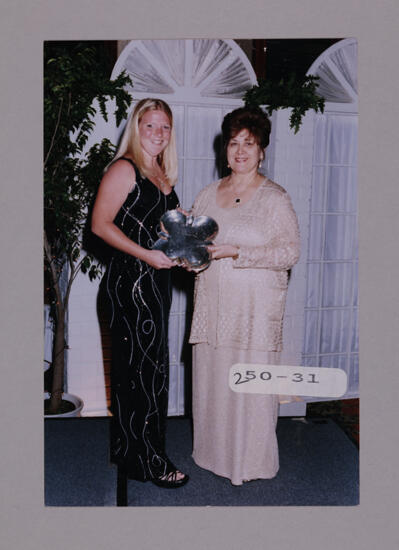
[{"left": 1, "top": 0, "right": 398, "bottom": 549}]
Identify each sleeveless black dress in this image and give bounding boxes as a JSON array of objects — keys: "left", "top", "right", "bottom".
[{"left": 104, "top": 158, "right": 179, "bottom": 481}]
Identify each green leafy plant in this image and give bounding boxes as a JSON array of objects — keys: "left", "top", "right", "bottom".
[
  {"left": 44, "top": 42, "right": 132, "bottom": 414},
  {"left": 244, "top": 73, "right": 325, "bottom": 133}
]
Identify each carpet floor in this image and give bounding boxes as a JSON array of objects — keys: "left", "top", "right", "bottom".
[{"left": 45, "top": 416, "right": 358, "bottom": 507}]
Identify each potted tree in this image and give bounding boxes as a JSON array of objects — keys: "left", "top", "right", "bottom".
[{"left": 44, "top": 41, "right": 132, "bottom": 415}]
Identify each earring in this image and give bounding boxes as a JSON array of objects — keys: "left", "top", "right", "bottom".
[
  {"left": 258, "top": 158, "right": 263, "bottom": 169},
  {"left": 227, "top": 163, "right": 231, "bottom": 168}
]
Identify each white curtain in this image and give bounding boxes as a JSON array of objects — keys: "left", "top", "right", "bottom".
[{"left": 303, "top": 113, "right": 358, "bottom": 398}]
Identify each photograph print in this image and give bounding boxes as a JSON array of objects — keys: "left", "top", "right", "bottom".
[{"left": 44, "top": 38, "right": 359, "bottom": 506}]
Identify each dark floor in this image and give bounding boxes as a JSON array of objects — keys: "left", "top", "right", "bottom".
[
  {"left": 45, "top": 415, "right": 359, "bottom": 507},
  {"left": 307, "top": 399, "right": 359, "bottom": 447}
]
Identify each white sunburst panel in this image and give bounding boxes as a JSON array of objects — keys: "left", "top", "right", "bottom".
[
  {"left": 308, "top": 38, "right": 358, "bottom": 109},
  {"left": 111, "top": 39, "right": 257, "bottom": 105},
  {"left": 141, "top": 40, "right": 186, "bottom": 87},
  {"left": 191, "top": 40, "right": 232, "bottom": 88}
]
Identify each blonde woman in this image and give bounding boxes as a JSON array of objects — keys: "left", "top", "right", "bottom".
[{"left": 92, "top": 98, "right": 188, "bottom": 488}]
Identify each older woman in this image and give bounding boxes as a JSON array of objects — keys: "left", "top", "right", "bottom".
[
  {"left": 189, "top": 106, "right": 300, "bottom": 485},
  {"left": 92, "top": 98, "right": 188, "bottom": 488}
]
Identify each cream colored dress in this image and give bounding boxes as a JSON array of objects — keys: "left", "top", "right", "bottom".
[{"left": 189, "top": 178, "right": 300, "bottom": 485}]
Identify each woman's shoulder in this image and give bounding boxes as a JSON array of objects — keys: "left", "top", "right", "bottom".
[
  {"left": 109, "top": 156, "right": 139, "bottom": 176},
  {"left": 191, "top": 180, "right": 219, "bottom": 213},
  {"left": 198, "top": 180, "right": 219, "bottom": 195},
  {"left": 109, "top": 156, "right": 138, "bottom": 173},
  {"left": 103, "top": 156, "right": 138, "bottom": 192},
  {"left": 193, "top": 180, "right": 218, "bottom": 202},
  {"left": 256, "top": 178, "right": 295, "bottom": 212},
  {"left": 262, "top": 178, "right": 288, "bottom": 196}
]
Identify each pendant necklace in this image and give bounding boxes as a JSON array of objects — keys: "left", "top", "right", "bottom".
[{"left": 231, "top": 173, "right": 258, "bottom": 205}]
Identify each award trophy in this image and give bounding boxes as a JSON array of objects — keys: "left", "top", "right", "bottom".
[{"left": 152, "top": 209, "right": 218, "bottom": 272}]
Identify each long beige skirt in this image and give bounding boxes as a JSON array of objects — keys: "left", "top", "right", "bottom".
[{"left": 192, "top": 343, "right": 280, "bottom": 486}]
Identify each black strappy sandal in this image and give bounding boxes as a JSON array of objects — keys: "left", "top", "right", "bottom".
[
  {"left": 151, "top": 469, "right": 189, "bottom": 489},
  {"left": 116, "top": 457, "right": 189, "bottom": 489}
]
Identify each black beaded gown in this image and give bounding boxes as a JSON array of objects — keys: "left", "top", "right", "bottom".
[{"left": 104, "top": 158, "right": 179, "bottom": 481}]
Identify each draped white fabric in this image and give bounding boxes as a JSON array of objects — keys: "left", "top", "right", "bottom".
[
  {"left": 329, "top": 41, "right": 357, "bottom": 95},
  {"left": 201, "top": 59, "right": 255, "bottom": 98},
  {"left": 124, "top": 48, "right": 175, "bottom": 94},
  {"left": 141, "top": 40, "right": 186, "bottom": 87},
  {"left": 314, "top": 62, "right": 353, "bottom": 103},
  {"left": 311, "top": 39, "right": 357, "bottom": 103},
  {"left": 192, "top": 40, "right": 232, "bottom": 87},
  {"left": 113, "top": 39, "right": 255, "bottom": 101},
  {"left": 303, "top": 113, "right": 358, "bottom": 398}
]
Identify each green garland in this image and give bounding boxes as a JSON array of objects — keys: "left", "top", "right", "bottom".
[{"left": 244, "top": 73, "right": 325, "bottom": 133}]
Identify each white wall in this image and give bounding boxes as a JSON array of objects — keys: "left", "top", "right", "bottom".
[{"left": 68, "top": 270, "right": 106, "bottom": 416}]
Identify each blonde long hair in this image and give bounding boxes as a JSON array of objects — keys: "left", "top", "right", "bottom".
[{"left": 111, "top": 98, "right": 178, "bottom": 185}]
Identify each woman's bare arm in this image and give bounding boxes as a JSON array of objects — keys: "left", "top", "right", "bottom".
[{"left": 92, "top": 160, "right": 175, "bottom": 269}]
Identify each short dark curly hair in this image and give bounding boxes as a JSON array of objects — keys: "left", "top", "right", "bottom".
[{"left": 221, "top": 106, "right": 272, "bottom": 153}]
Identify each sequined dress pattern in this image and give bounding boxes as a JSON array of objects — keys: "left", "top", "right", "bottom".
[{"left": 105, "top": 158, "right": 179, "bottom": 480}]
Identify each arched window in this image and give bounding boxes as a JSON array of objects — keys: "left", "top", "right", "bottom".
[
  {"left": 303, "top": 38, "right": 358, "bottom": 399},
  {"left": 112, "top": 39, "right": 257, "bottom": 102}
]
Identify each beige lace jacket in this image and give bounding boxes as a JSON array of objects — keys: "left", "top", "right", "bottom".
[{"left": 189, "top": 178, "right": 300, "bottom": 352}]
